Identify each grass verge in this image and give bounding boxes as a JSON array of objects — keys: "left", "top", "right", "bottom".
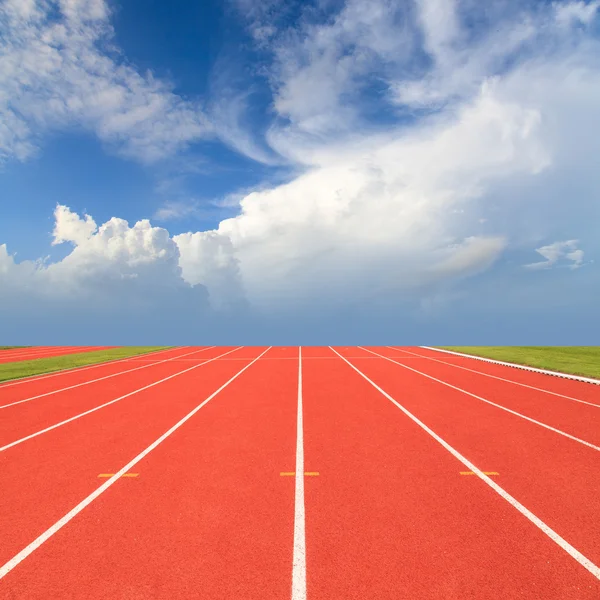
[
  {"left": 440, "top": 347, "right": 600, "bottom": 380},
  {"left": 0, "top": 346, "right": 171, "bottom": 383}
]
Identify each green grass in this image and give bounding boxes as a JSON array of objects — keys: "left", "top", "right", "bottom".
[
  {"left": 441, "top": 347, "right": 600, "bottom": 380},
  {"left": 0, "top": 346, "right": 171, "bottom": 383},
  {"left": 0, "top": 346, "right": 27, "bottom": 350}
]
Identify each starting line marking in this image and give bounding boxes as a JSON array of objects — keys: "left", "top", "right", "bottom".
[
  {"left": 281, "top": 472, "right": 319, "bottom": 476},
  {"left": 460, "top": 471, "right": 499, "bottom": 476},
  {"left": 97, "top": 473, "right": 139, "bottom": 478}
]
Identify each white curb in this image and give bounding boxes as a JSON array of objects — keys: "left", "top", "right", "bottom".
[{"left": 420, "top": 347, "right": 600, "bottom": 386}]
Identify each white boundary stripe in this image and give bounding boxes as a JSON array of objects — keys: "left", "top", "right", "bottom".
[
  {"left": 0, "top": 347, "right": 216, "bottom": 410},
  {"left": 291, "top": 346, "right": 307, "bottom": 600},
  {"left": 359, "top": 347, "right": 600, "bottom": 453},
  {"left": 421, "top": 346, "right": 600, "bottom": 386},
  {"left": 122, "top": 356, "right": 416, "bottom": 362},
  {"left": 0, "top": 346, "right": 116, "bottom": 363},
  {"left": 0, "top": 347, "right": 180, "bottom": 389},
  {"left": 0, "top": 346, "right": 98, "bottom": 360},
  {"left": 387, "top": 347, "right": 600, "bottom": 409},
  {"left": 0, "top": 346, "right": 272, "bottom": 581},
  {"left": 0, "top": 348, "right": 66, "bottom": 360},
  {"left": 0, "top": 347, "right": 244, "bottom": 453},
  {"left": 330, "top": 347, "right": 600, "bottom": 581}
]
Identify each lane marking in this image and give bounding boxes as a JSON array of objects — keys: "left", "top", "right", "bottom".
[
  {"left": 0, "top": 346, "right": 96, "bottom": 361},
  {"left": 331, "top": 347, "right": 600, "bottom": 582},
  {"left": 358, "top": 347, "right": 600, "bottom": 454},
  {"left": 421, "top": 346, "right": 600, "bottom": 386},
  {"left": 97, "top": 473, "right": 139, "bottom": 478},
  {"left": 387, "top": 347, "right": 600, "bottom": 409},
  {"left": 280, "top": 472, "right": 319, "bottom": 476},
  {"left": 0, "top": 346, "right": 272, "bottom": 581},
  {"left": 0, "top": 347, "right": 216, "bottom": 410},
  {"left": 0, "top": 347, "right": 182, "bottom": 389},
  {"left": 0, "top": 346, "right": 114, "bottom": 364},
  {"left": 460, "top": 471, "right": 499, "bottom": 476},
  {"left": 291, "top": 346, "right": 307, "bottom": 600},
  {"left": 0, "top": 347, "right": 246, "bottom": 453}
]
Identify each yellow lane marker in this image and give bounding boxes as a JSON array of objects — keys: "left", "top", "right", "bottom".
[
  {"left": 460, "top": 471, "right": 499, "bottom": 476},
  {"left": 280, "top": 472, "right": 320, "bottom": 476},
  {"left": 97, "top": 473, "right": 139, "bottom": 478}
]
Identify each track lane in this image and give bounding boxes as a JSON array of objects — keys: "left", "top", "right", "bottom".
[
  {"left": 408, "top": 346, "right": 600, "bottom": 404},
  {"left": 0, "top": 348, "right": 269, "bottom": 571},
  {"left": 0, "top": 347, "right": 212, "bottom": 406},
  {"left": 334, "top": 347, "right": 600, "bottom": 575},
  {"left": 0, "top": 346, "right": 116, "bottom": 364},
  {"left": 0, "top": 346, "right": 297, "bottom": 599},
  {"left": 363, "top": 346, "right": 600, "bottom": 448},
  {"left": 388, "top": 347, "right": 600, "bottom": 409},
  {"left": 0, "top": 346, "right": 180, "bottom": 390},
  {"left": 302, "top": 348, "right": 600, "bottom": 599},
  {"left": 0, "top": 348, "right": 235, "bottom": 447},
  {"left": 0, "top": 346, "right": 78, "bottom": 360}
]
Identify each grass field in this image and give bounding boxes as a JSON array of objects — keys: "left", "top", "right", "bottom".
[
  {"left": 441, "top": 347, "right": 600, "bottom": 379},
  {"left": 0, "top": 346, "right": 27, "bottom": 350},
  {"left": 0, "top": 347, "right": 171, "bottom": 383}
]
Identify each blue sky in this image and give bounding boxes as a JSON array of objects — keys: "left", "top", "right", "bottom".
[{"left": 1, "top": 0, "right": 599, "bottom": 344}]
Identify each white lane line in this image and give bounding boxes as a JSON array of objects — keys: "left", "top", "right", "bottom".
[
  {"left": 0, "top": 346, "right": 85, "bottom": 358},
  {"left": 126, "top": 356, "right": 403, "bottom": 362},
  {"left": 421, "top": 346, "right": 600, "bottom": 386},
  {"left": 0, "top": 347, "right": 244, "bottom": 453},
  {"left": 330, "top": 347, "right": 600, "bottom": 582},
  {"left": 0, "top": 347, "right": 181, "bottom": 389},
  {"left": 358, "top": 347, "right": 600, "bottom": 454},
  {"left": 0, "top": 347, "right": 216, "bottom": 410},
  {"left": 291, "top": 346, "right": 307, "bottom": 600},
  {"left": 386, "top": 347, "right": 600, "bottom": 409},
  {"left": 0, "top": 346, "right": 272, "bottom": 581},
  {"left": 0, "top": 347, "right": 64, "bottom": 359},
  {"left": 0, "top": 345, "right": 105, "bottom": 361}
]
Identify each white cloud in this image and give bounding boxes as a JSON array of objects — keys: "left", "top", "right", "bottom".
[
  {"left": 0, "top": 0, "right": 211, "bottom": 165},
  {"left": 525, "top": 240, "right": 586, "bottom": 270},
  {"left": 267, "top": 0, "right": 414, "bottom": 136},
  {"left": 153, "top": 200, "right": 201, "bottom": 222},
  {"left": 0, "top": 206, "right": 207, "bottom": 314},
  {"left": 52, "top": 204, "right": 98, "bottom": 246},
  {"left": 2, "top": 0, "right": 600, "bottom": 338},
  {"left": 555, "top": 0, "right": 600, "bottom": 27},
  {"left": 174, "top": 230, "right": 246, "bottom": 309}
]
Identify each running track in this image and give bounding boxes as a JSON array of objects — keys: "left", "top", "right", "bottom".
[
  {"left": 0, "top": 346, "right": 599, "bottom": 599},
  {"left": 0, "top": 346, "right": 117, "bottom": 365}
]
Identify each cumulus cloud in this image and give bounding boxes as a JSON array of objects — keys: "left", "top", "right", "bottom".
[
  {"left": 0, "top": 0, "right": 210, "bottom": 165},
  {"left": 525, "top": 240, "right": 586, "bottom": 270},
  {"left": 2, "top": 0, "right": 600, "bottom": 340},
  {"left": 0, "top": 206, "right": 211, "bottom": 339},
  {"left": 174, "top": 230, "right": 246, "bottom": 310}
]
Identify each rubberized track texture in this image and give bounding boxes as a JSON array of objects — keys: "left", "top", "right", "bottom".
[
  {"left": 0, "top": 346, "right": 117, "bottom": 364},
  {"left": 0, "top": 346, "right": 599, "bottom": 599}
]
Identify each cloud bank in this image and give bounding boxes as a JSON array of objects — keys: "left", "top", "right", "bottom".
[{"left": 1, "top": 0, "right": 599, "bottom": 342}]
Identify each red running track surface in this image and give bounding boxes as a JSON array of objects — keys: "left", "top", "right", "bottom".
[
  {"left": 0, "top": 346, "right": 599, "bottom": 599},
  {"left": 0, "top": 346, "right": 118, "bottom": 364}
]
